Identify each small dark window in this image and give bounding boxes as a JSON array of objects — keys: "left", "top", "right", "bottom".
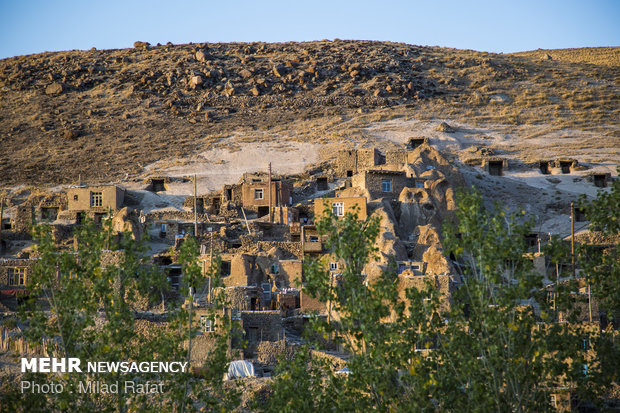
[
  {"left": 593, "top": 174, "right": 607, "bottom": 188},
  {"left": 257, "top": 206, "right": 269, "bottom": 217},
  {"left": 560, "top": 161, "right": 572, "bottom": 174},
  {"left": 408, "top": 138, "right": 426, "bottom": 149},
  {"left": 151, "top": 179, "right": 166, "bottom": 192},
  {"left": 539, "top": 161, "right": 550, "bottom": 175},
  {"left": 73, "top": 195, "right": 79, "bottom": 201},
  {"left": 488, "top": 161, "right": 503, "bottom": 176},
  {"left": 575, "top": 208, "right": 587, "bottom": 222},
  {"left": 346, "top": 170, "right": 353, "bottom": 177},
  {"left": 221, "top": 261, "right": 231, "bottom": 277},
  {"left": 525, "top": 234, "right": 538, "bottom": 249},
  {"left": 2, "top": 219, "right": 12, "bottom": 230},
  {"left": 41, "top": 207, "right": 58, "bottom": 221}
]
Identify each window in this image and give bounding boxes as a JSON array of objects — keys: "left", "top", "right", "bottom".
[
  {"left": 329, "top": 262, "right": 338, "bottom": 271},
  {"left": 254, "top": 189, "right": 264, "bottom": 200},
  {"left": 1, "top": 219, "right": 12, "bottom": 230},
  {"left": 550, "top": 395, "right": 557, "bottom": 408},
  {"left": 8, "top": 268, "right": 26, "bottom": 286},
  {"left": 262, "top": 283, "right": 271, "bottom": 301},
  {"left": 309, "top": 236, "right": 319, "bottom": 242},
  {"left": 270, "top": 263, "right": 279, "bottom": 274},
  {"left": 200, "top": 315, "right": 214, "bottom": 332},
  {"left": 382, "top": 179, "right": 392, "bottom": 193},
  {"left": 411, "top": 264, "right": 421, "bottom": 271},
  {"left": 231, "top": 309, "right": 241, "bottom": 320},
  {"left": 332, "top": 202, "right": 344, "bottom": 217},
  {"left": 73, "top": 195, "right": 78, "bottom": 201},
  {"left": 90, "top": 191, "right": 103, "bottom": 207},
  {"left": 221, "top": 261, "right": 231, "bottom": 277},
  {"left": 415, "top": 180, "right": 425, "bottom": 189}
]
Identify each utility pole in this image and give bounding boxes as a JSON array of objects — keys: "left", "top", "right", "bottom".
[
  {"left": 268, "top": 162, "right": 273, "bottom": 223},
  {"left": 0, "top": 197, "right": 4, "bottom": 253},
  {"left": 194, "top": 174, "right": 198, "bottom": 237},
  {"left": 570, "top": 202, "right": 575, "bottom": 278}
]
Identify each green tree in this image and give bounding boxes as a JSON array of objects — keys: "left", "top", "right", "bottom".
[
  {"left": 0, "top": 218, "right": 236, "bottom": 412},
  {"left": 260, "top": 189, "right": 604, "bottom": 412},
  {"left": 578, "top": 167, "right": 620, "bottom": 316}
]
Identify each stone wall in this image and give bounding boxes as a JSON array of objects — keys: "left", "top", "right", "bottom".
[
  {"left": 256, "top": 340, "right": 294, "bottom": 366},
  {"left": 335, "top": 150, "right": 358, "bottom": 177},
  {"left": 357, "top": 148, "right": 381, "bottom": 170},
  {"left": 385, "top": 150, "right": 408, "bottom": 167},
  {"left": 14, "top": 205, "right": 34, "bottom": 234},
  {"left": 221, "top": 286, "right": 265, "bottom": 311},
  {"left": 300, "top": 291, "right": 327, "bottom": 313}
]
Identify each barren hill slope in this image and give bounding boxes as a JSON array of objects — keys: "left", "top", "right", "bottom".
[{"left": 0, "top": 41, "right": 618, "bottom": 186}]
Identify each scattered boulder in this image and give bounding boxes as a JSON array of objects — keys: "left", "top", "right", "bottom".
[
  {"left": 45, "top": 82, "right": 63, "bottom": 95},
  {"left": 435, "top": 122, "right": 456, "bottom": 133},
  {"left": 63, "top": 129, "right": 79, "bottom": 139},
  {"left": 239, "top": 69, "right": 253, "bottom": 78},
  {"left": 223, "top": 81, "right": 236, "bottom": 96},
  {"left": 195, "top": 50, "right": 209, "bottom": 62},
  {"left": 272, "top": 64, "right": 287, "bottom": 78},
  {"left": 133, "top": 41, "right": 150, "bottom": 50},
  {"left": 250, "top": 86, "right": 260, "bottom": 96},
  {"left": 189, "top": 75, "right": 203, "bottom": 89}
]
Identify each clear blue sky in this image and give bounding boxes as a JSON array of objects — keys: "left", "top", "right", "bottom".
[{"left": 0, "top": 0, "right": 618, "bottom": 59}]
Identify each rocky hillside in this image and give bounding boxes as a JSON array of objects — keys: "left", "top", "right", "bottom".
[{"left": 0, "top": 41, "right": 618, "bottom": 185}]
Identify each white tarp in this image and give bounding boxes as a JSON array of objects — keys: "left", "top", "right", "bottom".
[{"left": 224, "top": 360, "right": 255, "bottom": 380}]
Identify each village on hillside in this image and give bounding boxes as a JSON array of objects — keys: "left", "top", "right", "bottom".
[{"left": 0, "top": 137, "right": 617, "bottom": 409}]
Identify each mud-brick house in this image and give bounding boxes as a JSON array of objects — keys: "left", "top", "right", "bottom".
[
  {"left": 314, "top": 197, "right": 367, "bottom": 220},
  {"left": 352, "top": 169, "right": 409, "bottom": 201},
  {"left": 66, "top": 185, "right": 125, "bottom": 212},
  {"left": 239, "top": 173, "right": 293, "bottom": 217},
  {"left": 0, "top": 258, "right": 37, "bottom": 311}
]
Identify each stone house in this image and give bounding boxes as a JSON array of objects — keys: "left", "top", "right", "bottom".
[
  {"left": 0, "top": 258, "right": 38, "bottom": 310},
  {"left": 352, "top": 170, "right": 409, "bottom": 201},
  {"left": 313, "top": 196, "right": 367, "bottom": 221},
  {"left": 335, "top": 148, "right": 382, "bottom": 177},
  {"left": 240, "top": 311, "right": 284, "bottom": 357}
]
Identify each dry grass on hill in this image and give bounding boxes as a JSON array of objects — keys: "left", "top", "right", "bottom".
[{"left": 0, "top": 41, "right": 618, "bottom": 186}]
